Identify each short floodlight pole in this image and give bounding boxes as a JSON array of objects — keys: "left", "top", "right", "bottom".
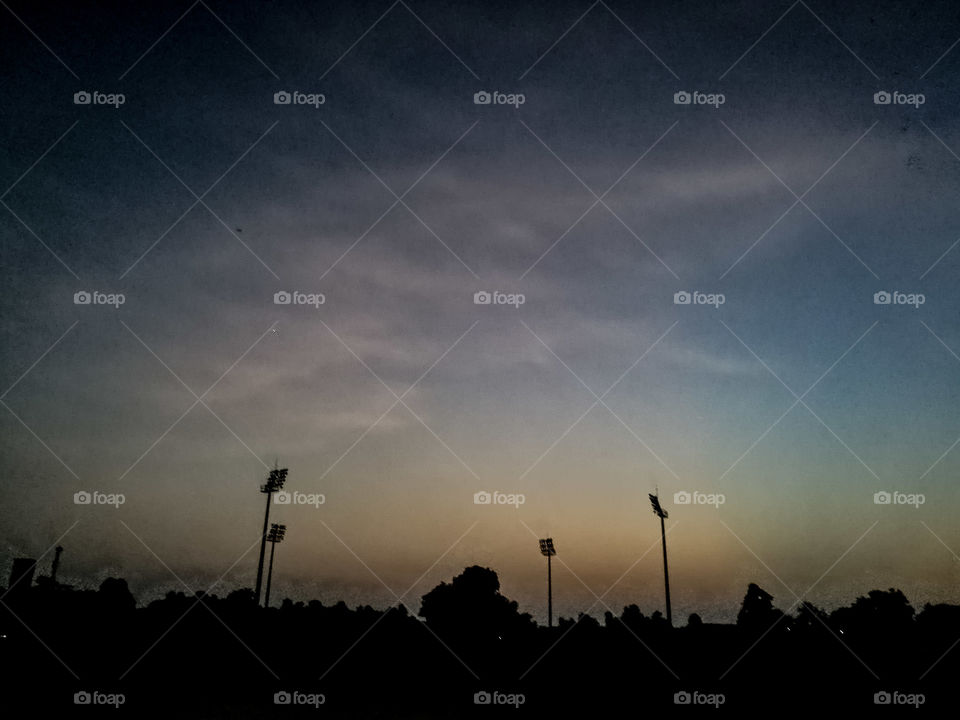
[
  {"left": 264, "top": 523, "right": 286, "bottom": 609},
  {"left": 539, "top": 538, "right": 557, "bottom": 628}
]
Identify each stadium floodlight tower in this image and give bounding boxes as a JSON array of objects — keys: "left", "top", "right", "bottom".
[
  {"left": 255, "top": 465, "right": 288, "bottom": 606},
  {"left": 649, "top": 492, "right": 672, "bottom": 626},
  {"left": 539, "top": 538, "right": 557, "bottom": 628},
  {"left": 264, "top": 523, "right": 286, "bottom": 609}
]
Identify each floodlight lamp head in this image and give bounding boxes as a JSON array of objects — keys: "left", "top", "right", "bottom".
[
  {"left": 539, "top": 538, "right": 556, "bottom": 556},
  {"left": 261, "top": 467, "right": 288, "bottom": 493},
  {"left": 649, "top": 493, "right": 668, "bottom": 519}
]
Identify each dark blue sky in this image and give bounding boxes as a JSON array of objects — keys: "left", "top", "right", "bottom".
[{"left": 2, "top": 0, "right": 960, "bottom": 623}]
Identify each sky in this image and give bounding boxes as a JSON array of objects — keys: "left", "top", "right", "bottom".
[{"left": 2, "top": 0, "right": 960, "bottom": 624}]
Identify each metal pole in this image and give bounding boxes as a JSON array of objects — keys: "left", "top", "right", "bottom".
[
  {"left": 265, "top": 539, "right": 277, "bottom": 608},
  {"left": 660, "top": 513, "right": 672, "bottom": 626},
  {"left": 547, "top": 553, "right": 553, "bottom": 628},
  {"left": 254, "top": 490, "right": 271, "bottom": 605}
]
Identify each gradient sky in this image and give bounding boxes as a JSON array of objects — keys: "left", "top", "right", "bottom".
[{"left": 3, "top": 0, "right": 960, "bottom": 624}]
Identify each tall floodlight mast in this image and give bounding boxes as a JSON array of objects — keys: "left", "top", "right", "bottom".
[
  {"left": 649, "top": 492, "right": 672, "bottom": 626},
  {"left": 255, "top": 465, "right": 287, "bottom": 606}
]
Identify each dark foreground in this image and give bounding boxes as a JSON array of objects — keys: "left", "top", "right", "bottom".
[{"left": 1, "top": 567, "right": 955, "bottom": 716}]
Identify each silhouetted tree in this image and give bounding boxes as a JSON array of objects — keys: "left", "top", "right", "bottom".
[
  {"left": 620, "top": 603, "right": 646, "bottom": 629},
  {"left": 98, "top": 577, "right": 136, "bottom": 612},
  {"left": 737, "top": 583, "right": 783, "bottom": 630},
  {"left": 226, "top": 588, "right": 257, "bottom": 607},
  {"left": 793, "top": 601, "right": 829, "bottom": 632},
  {"left": 419, "top": 565, "right": 534, "bottom": 641},
  {"left": 830, "top": 588, "right": 914, "bottom": 636},
  {"left": 917, "top": 602, "right": 960, "bottom": 632}
]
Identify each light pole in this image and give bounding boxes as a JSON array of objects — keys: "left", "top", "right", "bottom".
[
  {"left": 539, "top": 538, "right": 556, "bottom": 628},
  {"left": 649, "top": 492, "right": 671, "bottom": 626},
  {"left": 255, "top": 466, "right": 287, "bottom": 606},
  {"left": 264, "top": 523, "right": 286, "bottom": 609}
]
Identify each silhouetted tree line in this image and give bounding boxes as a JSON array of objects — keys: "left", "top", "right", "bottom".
[{"left": 2, "top": 567, "right": 959, "bottom": 716}]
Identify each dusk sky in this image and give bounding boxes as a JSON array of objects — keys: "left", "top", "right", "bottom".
[{"left": 3, "top": 0, "right": 960, "bottom": 624}]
